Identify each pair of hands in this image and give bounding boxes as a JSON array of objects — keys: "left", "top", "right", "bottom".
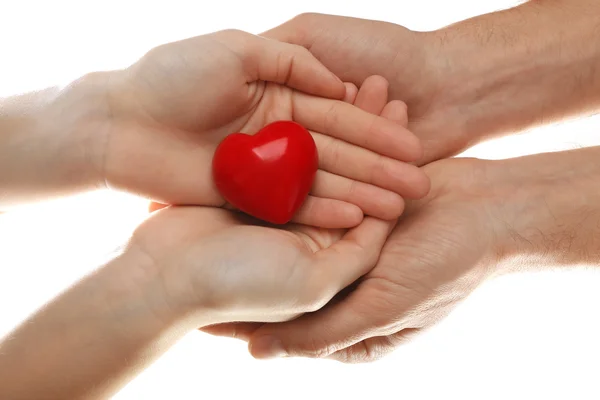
[
  {"left": 95, "top": 29, "right": 427, "bottom": 227},
  {"left": 113, "top": 20, "right": 507, "bottom": 362},
  {"left": 91, "top": 30, "right": 433, "bottom": 348}
]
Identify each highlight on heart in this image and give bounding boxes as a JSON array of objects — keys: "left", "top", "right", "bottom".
[{"left": 212, "top": 120, "right": 318, "bottom": 224}]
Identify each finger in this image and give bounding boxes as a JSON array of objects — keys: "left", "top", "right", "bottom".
[
  {"left": 381, "top": 100, "right": 408, "bottom": 128},
  {"left": 327, "top": 328, "right": 421, "bottom": 363},
  {"left": 213, "top": 30, "right": 345, "bottom": 100},
  {"left": 353, "top": 75, "right": 389, "bottom": 115},
  {"left": 313, "top": 217, "right": 395, "bottom": 304},
  {"left": 342, "top": 82, "right": 358, "bottom": 103},
  {"left": 311, "top": 170, "right": 405, "bottom": 220},
  {"left": 201, "top": 322, "right": 264, "bottom": 341},
  {"left": 293, "top": 92, "right": 422, "bottom": 162},
  {"left": 291, "top": 195, "right": 363, "bottom": 228},
  {"left": 248, "top": 219, "right": 397, "bottom": 360},
  {"left": 248, "top": 278, "right": 394, "bottom": 359},
  {"left": 312, "top": 132, "right": 431, "bottom": 199}
]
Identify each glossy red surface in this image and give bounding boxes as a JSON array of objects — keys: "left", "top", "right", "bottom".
[{"left": 212, "top": 121, "right": 318, "bottom": 224}]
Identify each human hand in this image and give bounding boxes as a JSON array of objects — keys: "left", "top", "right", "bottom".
[
  {"left": 241, "top": 157, "right": 499, "bottom": 360},
  {"left": 202, "top": 157, "right": 500, "bottom": 359},
  {"left": 198, "top": 70, "right": 413, "bottom": 338},
  {"left": 264, "top": 8, "right": 600, "bottom": 165},
  {"left": 263, "top": 14, "right": 458, "bottom": 164},
  {"left": 138, "top": 75, "right": 407, "bottom": 324},
  {"left": 239, "top": 146, "right": 600, "bottom": 362},
  {"left": 133, "top": 203, "right": 395, "bottom": 325},
  {"left": 0, "top": 203, "right": 394, "bottom": 400},
  {"left": 99, "top": 29, "right": 427, "bottom": 227}
]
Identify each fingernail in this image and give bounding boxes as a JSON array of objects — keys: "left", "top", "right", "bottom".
[{"left": 250, "top": 336, "right": 288, "bottom": 359}]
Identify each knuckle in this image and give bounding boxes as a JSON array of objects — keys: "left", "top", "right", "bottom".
[
  {"left": 363, "top": 115, "right": 382, "bottom": 148},
  {"left": 346, "top": 179, "right": 360, "bottom": 200},
  {"left": 322, "top": 137, "right": 342, "bottom": 170},
  {"left": 370, "top": 156, "right": 389, "bottom": 184},
  {"left": 323, "top": 102, "right": 340, "bottom": 132}
]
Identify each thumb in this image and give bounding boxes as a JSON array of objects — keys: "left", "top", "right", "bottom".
[
  {"left": 212, "top": 30, "right": 345, "bottom": 100},
  {"left": 248, "top": 218, "right": 397, "bottom": 359},
  {"left": 248, "top": 280, "right": 388, "bottom": 359}
]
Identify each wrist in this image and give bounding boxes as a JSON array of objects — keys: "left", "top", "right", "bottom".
[
  {"left": 47, "top": 71, "right": 114, "bottom": 190},
  {"left": 126, "top": 222, "right": 225, "bottom": 328},
  {"left": 486, "top": 147, "right": 600, "bottom": 271},
  {"left": 0, "top": 71, "right": 113, "bottom": 207},
  {"left": 420, "top": 0, "right": 600, "bottom": 150}
]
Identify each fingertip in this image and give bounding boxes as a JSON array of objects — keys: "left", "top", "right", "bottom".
[
  {"left": 412, "top": 169, "right": 432, "bottom": 199},
  {"left": 327, "top": 73, "right": 347, "bottom": 100},
  {"left": 381, "top": 100, "right": 408, "bottom": 127},
  {"left": 312, "top": 70, "right": 346, "bottom": 100},
  {"left": 375, "top": 191, "right": 406, "bottom": 220},
  {"left": 248, "top": 336, "right": 288, "bottom": 359},
  {"left": 343, "top": 82, "right": 359, "bottom": 103},
  {"left": 361, "top": 75, "right": 389, "bottom": 93},
  {"left": 400, "top": 165, "right": 431, "bottom": 199},
  {"left": 294, "top": 197, "right": 363, "bottom": 228},
  {"left": 353, "top": 75, "right": 389, "bottom": 114},
  {"left": 337, "top": 203, "right": 364, "bottom": 228},
  {"left": 400, "top": 128, "right": 425, "bottom": 163}
]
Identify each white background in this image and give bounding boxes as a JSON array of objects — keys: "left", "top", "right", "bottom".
[{"left": 1, "top": 1, "right": 600, "bottom": 399}]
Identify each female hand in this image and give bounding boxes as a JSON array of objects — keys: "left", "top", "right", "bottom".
[{"left": 100, "top": 29, "right": 428, "bottom": 227}]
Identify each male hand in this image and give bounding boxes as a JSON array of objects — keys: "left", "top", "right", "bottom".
[
  {"left": 264, "top": 6, "right": 600, "bottom": 165},
  {"left": 244, "top": 157, "right": 499, "bottom": 361},
  {"left": 244, "top": 146, "right": 600, "bottom": 362},
  {"left": 263, "top": 13, "right": 462, "bottom": 165}
]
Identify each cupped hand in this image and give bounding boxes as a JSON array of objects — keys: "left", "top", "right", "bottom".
[
  {"left": 134, "top": 202, "right": 395, "bottom": 325},
  {"left": 244, "top": 157, "right": 502, "bottom": 361},
  {"left": 203, "top": 157, "right": 506, "bottom": 361},
  {"left": 102, "top": 29, "right": 427, "bottom": 228},
  {"left": 263, "top": 13, "right": 475, "bottom": 165}
]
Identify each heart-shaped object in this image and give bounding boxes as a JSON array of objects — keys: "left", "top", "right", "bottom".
[{"left": 212, "top": 120, "right": 318, "bottom": 224}]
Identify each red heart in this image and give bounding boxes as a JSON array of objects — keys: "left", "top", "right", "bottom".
[{"left": 212, "top": 121, "right": 318, "bottom": 224}]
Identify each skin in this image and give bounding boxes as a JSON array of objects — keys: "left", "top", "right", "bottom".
[
  {"left": 210, "top": 146, "right": 600, "bottom": 362},
  {"left": 263, "top": 0, "right": 600, "bottom": 164},
  {"left": 1, "top": 1, "right": 600, "bottom": 390},
  {"left": 0, "top": 29, "right": 429, "bottom": 227},
  {"left": 198, "top": 1, "right": 600, "bottom": 361},
  {"left": 0, "top": 78, "right": 404, "bottom": 400}
]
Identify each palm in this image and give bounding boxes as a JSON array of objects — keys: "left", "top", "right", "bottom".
[
  {"left": 242, "top": 158, "right": 503, "bottom": 362},
  {"left": 339, "top": 160, "right": 496, "bottom": 360},
  {"left": 136, "top": 205, "right": 389, "bottom": 325},
  {"left": 104, "top": 30, "right": 425, "bottom": 227},
  {"left": 107, "top": 35, "right": 294, "bottom": 206}
]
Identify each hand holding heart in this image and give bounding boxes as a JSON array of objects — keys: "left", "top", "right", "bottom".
[
  {"left": 143, "top": 76, "right": 404, "bottom": 327},
  {"left": 106, "top": 29, "right": 429, "bottom": 227}
]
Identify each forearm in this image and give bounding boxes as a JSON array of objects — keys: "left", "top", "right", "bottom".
[
  {"left": 0, "top": 74, "right": 107, "bottom": 209},
  {"left": 0, "top": 246, "right": 201, "bottom": 400},
  {"left": 491, "top": 145, "right": 600, "bottom": 271},
  {"left": 425, "top": 0, "right": 600, "bottom": 146}
]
